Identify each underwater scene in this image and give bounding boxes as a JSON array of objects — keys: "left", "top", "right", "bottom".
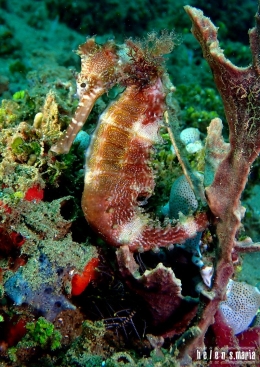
[{"left": 0, "top": 0, "right": 260, "bottom": 366}]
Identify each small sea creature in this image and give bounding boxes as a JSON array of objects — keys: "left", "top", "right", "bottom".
[
  {"left": 52, "top": 35, "right": 208, "bottom": 252},
  {"left": 104, "top": 308, "right": 140, "bottom": 340}
]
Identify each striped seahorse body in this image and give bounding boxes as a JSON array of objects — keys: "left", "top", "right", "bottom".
[{"left": 82, "top": 78, "right": 207, "bottom": 252}]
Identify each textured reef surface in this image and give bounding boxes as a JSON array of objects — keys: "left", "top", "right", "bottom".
[{"left": 0, "top": 0, "right": 260, "bottom": 366}]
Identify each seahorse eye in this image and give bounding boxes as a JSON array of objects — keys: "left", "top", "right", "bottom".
[{"left": 80, "top": 82, "right": 86, "bottom": 88}]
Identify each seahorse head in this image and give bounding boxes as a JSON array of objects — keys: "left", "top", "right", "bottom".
[{"left": 76, "top": 38, "right": 119, "bottom": 98}]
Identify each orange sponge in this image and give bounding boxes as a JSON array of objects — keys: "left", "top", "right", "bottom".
[{"left": 71, "top": 258, "right": 99, "bottom": 296}]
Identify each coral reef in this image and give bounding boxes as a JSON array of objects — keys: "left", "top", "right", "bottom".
[{"left": 1, "top": 1, "right": 260, "bottom": 367}]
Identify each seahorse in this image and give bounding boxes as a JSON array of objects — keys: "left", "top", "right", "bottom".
[{"left": 52, "top": 35, "right": 208, "bottom": 252}]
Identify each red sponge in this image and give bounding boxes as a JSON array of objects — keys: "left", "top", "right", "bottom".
[{"left": 71, "top": 258, "right": 99, "bottom": 296}]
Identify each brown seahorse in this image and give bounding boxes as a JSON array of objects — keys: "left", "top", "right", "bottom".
[{"left": 51, "top": 35, "right": 208, "bottom": 252}]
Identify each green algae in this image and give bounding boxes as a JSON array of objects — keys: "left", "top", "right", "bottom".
[
  {"left": 7, "top": 318, "right": 63, "bottom": 363},
  {"left": 25, "top": 317, "right": 62, "bottom": 351},
  {"left": 175, "top": 83, "right": 225, "bottom": 134}
]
